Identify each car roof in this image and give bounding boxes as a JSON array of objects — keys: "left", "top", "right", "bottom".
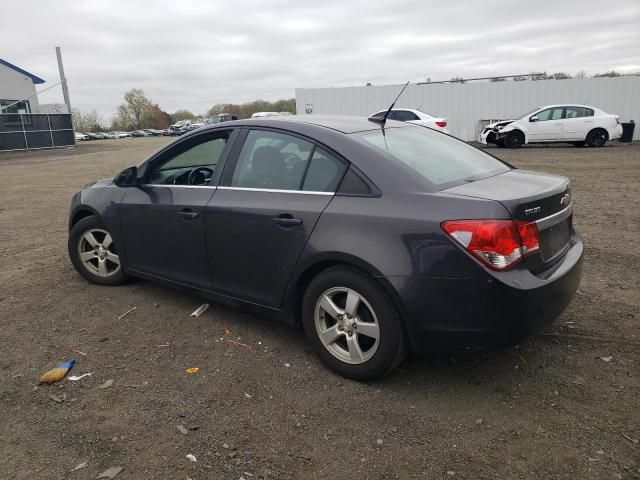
[{"left": 209, "top": 115, "right": 404, "bottom": 134}]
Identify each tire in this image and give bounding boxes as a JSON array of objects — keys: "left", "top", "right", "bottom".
[
  {"left": 302, "top": 266, "right": 407, "bottom": 380},
  {"left": 571, "top": 141, "right": 586, "bottom": 147},
  {"left": 505, "top": 131, "right": 525, "bottom": 148},
  {"left": 68, "top": 215, "right": 129, "bottom": 286},
  {"left": 586, "top": 128, "right": 608, "bottom": 147}
]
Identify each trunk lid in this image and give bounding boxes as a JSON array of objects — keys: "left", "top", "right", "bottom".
[{"left": 444, "top": 170, "right": 573, "bottom": 270}]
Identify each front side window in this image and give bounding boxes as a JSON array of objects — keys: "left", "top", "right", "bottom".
[
  {"left": 148, "top": 133, "right": 229, "bottom": 185},
  {"left": 354, "top": 126, "right": 510, "bottom": 189},
  {"left": 231, "top": 130, "right": 314, "bottom": 190},
  {"left": 535, "top": 108, "right": 564, "bottom": 121}
]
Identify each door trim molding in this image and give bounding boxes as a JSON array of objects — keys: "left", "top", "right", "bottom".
[{"left": 217, "top": 186, "right": 333, "bottom": 196}]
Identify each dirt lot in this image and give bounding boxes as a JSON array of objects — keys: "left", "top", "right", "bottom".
[{"left": 1, "top": 138, "right": 639, "bottom": 479}]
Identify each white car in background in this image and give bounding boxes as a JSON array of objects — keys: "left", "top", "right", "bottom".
[
  {"left": 480, "top": 104, "right": 622, "bottom": 148},
  {"left": 74, "top": 132, "right": 89, "bottom": 141},
  {"left": 368, "top": 108, "right": 449, "bottom": 133}
]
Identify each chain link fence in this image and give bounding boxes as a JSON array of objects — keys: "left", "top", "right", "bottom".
[{"left": 0, "top": 113, "right": 75, "bottom": 151}]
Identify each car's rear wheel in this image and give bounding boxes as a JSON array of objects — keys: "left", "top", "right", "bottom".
[
  {"left": 302, "top": 267, "right": 407, "bottom": 380},
  {"left": 68, "top": 215, "right": 129, "bottom": 286},
  {"left": 505, "top": 131, "right": 525, "bottom": 148},
  {"left": 586, "top": 128, "right": 608, "bottom": 147}
]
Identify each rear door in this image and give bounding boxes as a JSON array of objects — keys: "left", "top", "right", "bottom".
[
  {"left": 562, "top": 106, "right": 594, "bottom": 140},
  {"left": 205, "top": 128, "right": 347, "bottom": 307},
  {"left": 528, "top": 107, "right": 565, "bottom": 141},
  {"left": 119, "top": 129, "right": 235, "bottom": 289}
]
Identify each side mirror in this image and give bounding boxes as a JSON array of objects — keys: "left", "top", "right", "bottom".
[
  {"left": 114, "top": 166, "right": 139, "bottom": 187},
  {"left": 530, "top": 116, "right": 539, "bottom": 122}
]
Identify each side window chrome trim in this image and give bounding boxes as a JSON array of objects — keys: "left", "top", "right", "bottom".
[
  {"left": 217, "top": 186, "right": 333, "bottom": 196},
  {"left": 140, "top": 184, "right": 217, "bottom": 189}
]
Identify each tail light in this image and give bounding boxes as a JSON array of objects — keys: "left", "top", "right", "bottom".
[
  {"left": 435, "top": 120, "right": 447, "bottom": 128},
  {"left": 441, "top": 219, "right": 540, "bottom": 270}
]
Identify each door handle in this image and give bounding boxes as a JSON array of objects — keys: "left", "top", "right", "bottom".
[
  {"left": 178, "top": 209, "right": 199, "bottom": 220},
  {"left": 272, "top": 214, "right": 302, "bottom": 227}
]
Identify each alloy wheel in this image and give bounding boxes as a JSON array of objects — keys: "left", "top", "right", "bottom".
[
  {"left": 77, "top": 228, "right": 121, "bottom": 277},
  {"left": 314, "top": 287, "right": 380, "bottom": 364}
]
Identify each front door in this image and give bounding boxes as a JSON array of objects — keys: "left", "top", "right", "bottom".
[
  {"left": 119, "top": 130, "right": 234, "bottom": 288},
  {"left": 206, "top": 128, "right": 347, "bottom": 307},
  {"left": 528, "top": 107, "right": 565, "bottom": 141}
]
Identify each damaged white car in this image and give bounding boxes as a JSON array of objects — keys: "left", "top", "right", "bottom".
[{"left": 480, "top": 104, "right": 623, "bottom": 148}]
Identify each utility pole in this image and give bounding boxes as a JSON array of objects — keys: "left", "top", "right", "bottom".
[{"left": 56, "top": 47, "right": 72, "bottom": 113}]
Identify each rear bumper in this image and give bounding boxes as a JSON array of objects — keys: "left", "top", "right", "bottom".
[
  {"left": 388, "top": 232, "right": 584, "bottom": 354},
  {"left": 612, "top": 124, "right": 623, "bottom": 140}
]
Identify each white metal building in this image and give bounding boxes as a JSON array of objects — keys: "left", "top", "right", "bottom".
[
  {"left": 296, "top": 76, "right": 640, "bottom": 141},
  {"left": 0, "top": 58, "right": 45, "bottom": 113}
]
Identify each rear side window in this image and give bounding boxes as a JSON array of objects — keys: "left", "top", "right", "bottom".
[
  {"left": 389, "top": 110, "right": 419, "bottom": 121},
  {"left": 354, "top": 126, "right": 510, "bottom": 189},
  {"left": 302, "top": 148, "right": 347, "bottom": 192}
]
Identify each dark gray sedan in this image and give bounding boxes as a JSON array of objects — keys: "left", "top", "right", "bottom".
[{"left": 68, "top": 116, "right": 583, "bottom": 379}]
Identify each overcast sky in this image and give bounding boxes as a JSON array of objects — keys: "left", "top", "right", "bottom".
[{"left": 4, "top": 0, "right": 639, "bottom": 119}]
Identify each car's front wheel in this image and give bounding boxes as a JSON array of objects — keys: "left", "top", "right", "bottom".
[
  {"left": 302, "top": 267, "right": 407, "bottom": 380},
  {"left": 505, "top": 131, "right": 525, "bottom": 148},
  {"left": 68, "top": 215, "right": 129, "bottom": 286}
]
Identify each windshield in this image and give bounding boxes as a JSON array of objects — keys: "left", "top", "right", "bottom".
[
  {"left": 517, "top": 107, "right": 540, "bottom": 119},
  {"left": 354, "top": 126, "right": 510, "bottom": 189}
]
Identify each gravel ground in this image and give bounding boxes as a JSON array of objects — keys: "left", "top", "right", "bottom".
[{"left": 1, "top": 138, "right": 639, "bottom": 480}]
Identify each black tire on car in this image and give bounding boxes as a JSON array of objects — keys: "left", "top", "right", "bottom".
[
  {"left": 505, "top": 131, "right": 525, "bottom": 148},
  {"left": 68, "top": 215, "right": 129, "bottom": 286},
  {"left": 586, "top": 128, "right": 608, "bottom": 147},
  {"left": 302, "top": 266, "right": 407, "bottom": 380}
]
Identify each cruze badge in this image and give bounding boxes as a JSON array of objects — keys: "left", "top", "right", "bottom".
[
  {"left": 560, "top": 193, "right": 571, "bottom": 206},
  {"left": 524, "top": 206, "right": 541, "bottom": 216}
]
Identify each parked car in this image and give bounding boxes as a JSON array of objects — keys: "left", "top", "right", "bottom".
[
  {"left": 101, "top": 132, "right": 117, "bottom": 139},
  {"left": 251, "top": 112, "right": 281, "bottom": 118},
  {"left": 131, "top": 130, "right": 152, "bottom": 137},
  {"left": 67, "top": 115, "right": 583, "bottom": 379},
  {"left": 86, "top": 132, "right": 107, "bottom": 140},
  {"left": 369, "top": 108, "right": 449, "bottom": 133},
  {"left": 75, "top": 132, "right": 89, "bottom": 141},
  {"left": 113, "top": 131, "right": 132, "bottom": 138},
  {"left": 480, "top": 104, "right": 623, "bottom": 148},
  {"left": 206, "top": 113, "right": 237, "bottom": 124},
  {"left": 143, "top": 129, "right": 163, "bottom": 136}
]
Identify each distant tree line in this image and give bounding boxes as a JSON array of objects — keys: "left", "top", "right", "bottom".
[{"left": 73, "top": 90, "right": 296, "bottom": 132}]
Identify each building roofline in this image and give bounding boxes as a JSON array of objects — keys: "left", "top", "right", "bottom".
[{"left": 0, "top": 58, "right": 45, "bottom": 84}]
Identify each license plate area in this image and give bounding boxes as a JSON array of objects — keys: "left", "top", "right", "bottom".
[{"left": 539, "top": 216, "right": 571, "bottom": 261}]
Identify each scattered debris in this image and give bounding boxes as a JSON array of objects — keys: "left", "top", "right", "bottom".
[
  {"left": 599, "top": 356, "right": 613, "bottom": 362},
  {"left": 96, "top": 466, "right": 123, "bottom": 479},
  {"left": 446, "top": 471, "right": 455, "bottom": 476},
  {"left": 222, "top": 325, "right": 231, "bottom": 335},
  {"left": 154, "top": 343, "right": 171, "bottom": 348},
  {"left": 223, "top": 443, "right": 230, "bottom": 449},
  {"left": 68, "top": 373, "right": 93, "bottom": 381},
  {"left": 98, "top": 379, "right": 114, "bottom": 389},
  {"left": 72, "top": 461, "right": 88, "bottom": 471},
  {"left": 186, "top": 454, "right": 197, "bottom": 462},
  {"left": 475, "top": 418, "right": 483, "bottom": 425},
  {"left": 177, "top": 425, "right": 188, "bottom": 435},
  {"left": 244, "top": 392, "right": 252, "bottom": 399},
  {"left": 40, "top": 358, "right": 76, "bottom": 384},
  {"left": 284, "top": 363, "right": 291, "bottom": 368},
  {"left": 621, "top": 432, "right": 639, "bottom": 444},
  {"left": 11, "top": 373, "right": 23, "bottom": 379},
  {"left": 190, "top": 303, "right": 210, "bottom": 318},
  {"left": 154, "top": 302, "right": 159, "bottom": 307},
  {"left": 117, "top": 306, "right": 137, "bottom": 320},
  {"left": 573, "top": 376, "right": 586, "bottom": 385},
  {"left": 98, "top": 337, "right": 109, "bottom": 343},
  {"left": 226, "top": 339, "right": 252, "bottom": 349},
  {"left": 72, "top": 349, "right": 88, "bottom": 356},
  {"left": 376, "top": 438, "right": 383, "bottom": 445},
  {"left": 48, "top": 393, "right": 65, "bottom": 403},
  {"left": 186, "top": 368, "right": 200, "bottom": 374}
]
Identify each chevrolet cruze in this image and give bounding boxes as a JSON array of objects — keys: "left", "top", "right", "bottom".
[{"left": 68, "top": 116, "right": 583, "bottom": 379}]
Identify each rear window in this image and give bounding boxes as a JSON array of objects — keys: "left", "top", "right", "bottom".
[{"left": 354, "top": 126, "right": 510, "bottom": 189}]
